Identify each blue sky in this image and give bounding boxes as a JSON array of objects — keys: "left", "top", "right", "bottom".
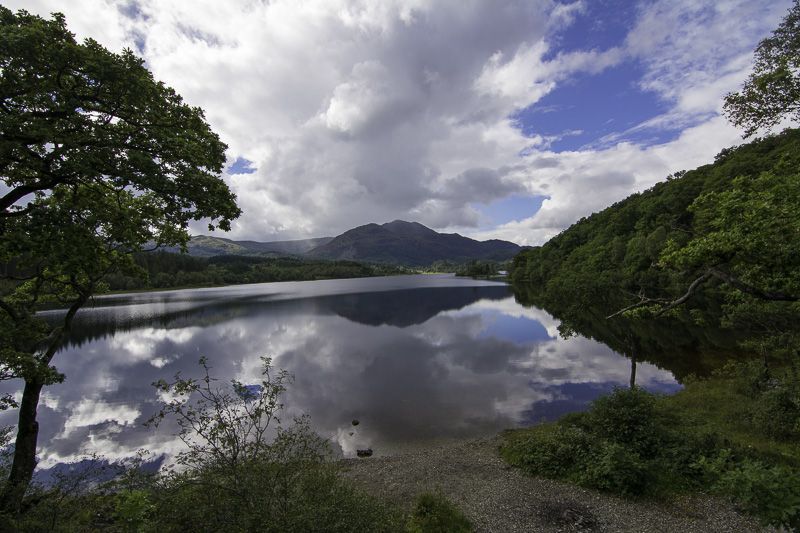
[
  {"left": 12, "top": 0, "right": 795, "bottom": 243},
  {"left": 513, "top": 0, "right": 675, "bottom": 152}
]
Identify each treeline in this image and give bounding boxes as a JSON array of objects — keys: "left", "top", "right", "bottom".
[
  {"left": 104, "top": 252, "right": 408, "bottom": 291},
  {"left": 511, "top": 129, "right": 800, "bottom": 320},
  {"left": 454, "top": 260, "right": 508, "bottom": 277}
]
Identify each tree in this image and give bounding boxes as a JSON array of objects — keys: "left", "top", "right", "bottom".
[
  {"left": 0, "top": 8, "right": 240, "bottom": 510},
  {"left": 724, "top": 0, "right": 800, "bottom": 137}
]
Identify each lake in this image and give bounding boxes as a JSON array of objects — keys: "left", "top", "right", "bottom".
[{"left": 1, "top": 274, "right": 680, "bottom": 470}]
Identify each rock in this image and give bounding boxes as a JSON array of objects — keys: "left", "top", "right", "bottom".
[
  {"left": 356, "top": 448, "right": 373, "bottom": 458},
  {"left": 352, "top": 419, "right": 360, "bottom": 426}
]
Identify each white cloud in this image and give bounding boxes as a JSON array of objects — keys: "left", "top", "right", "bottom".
[
  {"left": 59, "top": 399, "right": 140, "bottom": 439},
  {"left": 5, "top": 0, "right": 794, "bottom": 244}
]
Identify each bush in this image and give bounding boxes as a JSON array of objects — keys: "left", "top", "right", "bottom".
[
  {"left": 575, "top": 441, "right": 647, "bottom": 496},
  {"left": 143, "top": 357, "right": 402, "bottom": 532},
  {"left": 8, "top": 358, "right": 404, "bottom": 532},
  {"left": 696, "top": 450, "right": 800, "bottom": 529},
  {"left": 406, "top": 492, "right": 472, "bottom": 533},
  {"left": 502, "top": 370, "right": 800, "bottom": 529},
  {"left": 501, "top": 421, "right": 650, "bottom": 496},
  {"left": 501, "top": 425, "right": 594, "bottom": 478},
  {"left": 582, "top": 386, "right": 667, "bottom": 458},
  {"left": 749, "top": 378, "right": 800, "bottom": 441}
]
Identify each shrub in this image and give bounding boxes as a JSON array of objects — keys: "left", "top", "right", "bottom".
[
  {"left": 406, "top": 492, "right": 472, "bottom": 533},
  {"left": 144, "top": 357, "right": 402, "bottom": 532},
  {"left": 575, "top": 441, "right": 647, "bottom": 496},
  {"left": 749, "top": 378, "right": 800, "bottom": 441},
  {"left": 500, "top": 424, "right": 594, "bottom": 478},
  {"left": 503, "top": 372, "right": 800, "bottom": 529},
  {"left": 582, "top": 387, "right": 667, "bottom": 458},
  {"left": 696, "top": 450, "right": 800, "bottom": 529},
  {"left": 501, "top": 422, "right": 650, "bottom": 497}
]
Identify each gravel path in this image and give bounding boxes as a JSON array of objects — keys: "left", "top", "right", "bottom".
[{"left": 341, "top": 436, "right": 770, "bottom": 532}]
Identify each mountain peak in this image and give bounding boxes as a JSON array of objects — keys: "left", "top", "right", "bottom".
[
  {"left": 307, "top": 220, "right": 521, "bottom": 266},
  {"left": 381, "top": 220, "right": 437, "bottom": 236}
]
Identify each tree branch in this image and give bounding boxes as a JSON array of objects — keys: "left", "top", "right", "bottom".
[
  {"left": 607, "top": 272, "right": 713, "bottom": 319},
  {"left": 708, "top": 267, "right": 798, "bottom": 302}
]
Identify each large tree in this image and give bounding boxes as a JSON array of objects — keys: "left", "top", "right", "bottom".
[
  {"left": 724, "top": 0, "right": 800, "bottom": 137},
  {"left": 0, "top": 8, "right": 240, "bottom": 510}
]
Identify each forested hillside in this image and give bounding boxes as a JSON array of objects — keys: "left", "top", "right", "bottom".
[{"left": 511, "top": 129, "right": 800, "bottom": 324}]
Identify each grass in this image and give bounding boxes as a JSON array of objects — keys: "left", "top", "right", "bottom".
[
  {"left": 663, "top": 373, "right": 800, "bottom": 467},
  {"left": 500, "top": 362, "right": 800, "bottom": 529},
  {"left": 406, "top": 492, "right": 473, "bottom": 533}
]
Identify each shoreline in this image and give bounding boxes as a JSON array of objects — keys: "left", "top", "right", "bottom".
[{"left": 341, "top": 435, "right": 770, "bottom": 532}]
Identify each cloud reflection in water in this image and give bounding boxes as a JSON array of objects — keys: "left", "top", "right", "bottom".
[{"left": 0, "top": 275, "right": 678, "bottom": 468}]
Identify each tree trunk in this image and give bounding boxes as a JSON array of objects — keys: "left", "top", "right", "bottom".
[
  {"left": 1, "top": 290, "right": 89, "bottom": 513},
  {"left": 2, "top": 379, "right": 43, "bottom": 513}
]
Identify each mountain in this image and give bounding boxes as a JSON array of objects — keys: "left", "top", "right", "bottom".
[
  {"left": 306, "top": 220, "right": 522, "bottom": 266},
  {"left": 173, "top": 235, "right": 334, "bottom": 257}
]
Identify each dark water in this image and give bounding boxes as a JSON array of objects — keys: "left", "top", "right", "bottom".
[{"left": 1, "top": 274, "right": 680, "bottom": 469}]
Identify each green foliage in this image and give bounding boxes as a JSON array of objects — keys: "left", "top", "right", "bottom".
[
  {"left": 104, "top": 251, "right": 407, "bottom": 291},
  {"left": 406, "top": 492, "right": 473, "bottom": 533},
  {"left": 144, "top": 357, "right": 402, "bottom": 532},
  {"left": 502, "top": 365, "right": 800, "bottom": 529},
  {"left": 581, "top": 387, "right": 667, "bottom": 459},
  {"left": 501, "top": 424, "right": 595, "bottom": 479},
  {"left": 0, "top": 7, "right": 241, "bottom": 504},
  {"left": 724, "top": 1, "right": 800, "bottom": 137},
  {"left": 5, "top": 359, "right": 404, "bottom": 532},
  {"left": 751, "top": 383, "right": 800, "bottom": 440},
  {"left": 454, "top": 260, "right": 504, "bottom": 278},
  {"left": 695, "top": 451, "right": 800, "bottom": 529},
  {"left": 114, "top": 490, "right": 153, "bottom": 533},
  {"left": 511, "top": 130, "right": 800, "bottom": 307},
  {"left": 501, "top": 390, "right": 656, "bottom": 497},
  {"left": 148, "top": 355, "right": 294, "bottom": 471},
  {"left": 577, "top": 441, "right": 648, "bottom": 496}
]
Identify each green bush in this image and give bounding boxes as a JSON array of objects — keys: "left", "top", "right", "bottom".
[
  {"left": 582, "top": 386, "right": 667, "bottom": 458},
  {"left": 502, "top": 370, "right": 800, "bottom": 529},
  {"left": 151, "top": 460, "right": 401, "bottom": 533},
  {"left": 501, "top": 424, "right": 594, "bottom": 478},
  {"left": 406, "top": 492, "right": 472, "bottom": 533},
  {"left": 501, "top": 418, "right": 650, "bottom": 496},
  {"left": 750, "top": 379, "right": 800, "bottom": 441},
  {"left": 695, "top": 450, "right": 800, "bottom": 529},
  {"left": 575, "top": 441, "right": 647, "bottom": 496},
  {"left": 7, "top": 359, "right": 404, "bottom": 533}
]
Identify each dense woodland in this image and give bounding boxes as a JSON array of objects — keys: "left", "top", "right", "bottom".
[
  {"left": 511, "top": 129, "right": 800, "bottom": 355},
  {"left": 103, "top": 252, "right": 408, "bottom": 291}
]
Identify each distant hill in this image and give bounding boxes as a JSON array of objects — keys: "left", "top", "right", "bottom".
[
  {"left": 176, "top": 220, "right": 522, "bottom": 266},
  {"left": 306, "top": 220, "right": 522, "bottom": 266},
  {"left": 170, "top": 235, "right": 334, "bottom": 257}
]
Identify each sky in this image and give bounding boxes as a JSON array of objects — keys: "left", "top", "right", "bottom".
[{"left": 10, "top": 0, "right": 795, "bottom": 245}]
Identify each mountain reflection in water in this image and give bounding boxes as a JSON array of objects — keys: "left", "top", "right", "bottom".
[{"left": 1, "top": 274, "right": 678, "bottom": 470}]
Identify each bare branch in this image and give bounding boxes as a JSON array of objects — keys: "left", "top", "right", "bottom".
[{"left": 607, "top": 272, "right": 712, "bottom": 319}]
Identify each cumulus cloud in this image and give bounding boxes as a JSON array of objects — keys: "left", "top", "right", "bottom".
[{"left": 6, "top": 0, "right": 794, "bottom": 243}]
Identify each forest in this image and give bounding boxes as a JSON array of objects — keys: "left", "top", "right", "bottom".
[{"left": 103, "top": 251, "right": 408, "bottom": 291}]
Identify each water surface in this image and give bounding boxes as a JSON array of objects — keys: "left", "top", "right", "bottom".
[{"left": 1, "top": 274, "right": 679, "bottom": 468}]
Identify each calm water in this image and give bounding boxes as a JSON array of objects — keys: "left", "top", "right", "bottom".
[{"left": 1, "top": 274, "right": 679, "bottom": 469}]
